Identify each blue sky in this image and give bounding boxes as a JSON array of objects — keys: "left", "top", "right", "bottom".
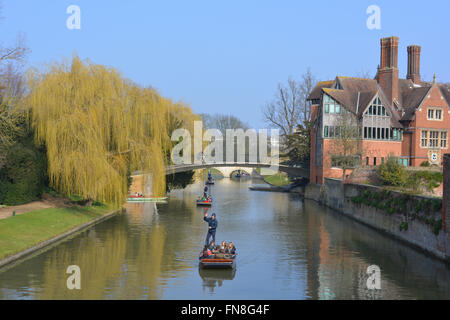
[{"left": 1, "top": 0, "right": 449, "bottom": 128}]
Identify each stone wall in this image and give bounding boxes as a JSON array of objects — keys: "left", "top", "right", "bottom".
[
  {"left": 444, "top": 154, "right": 449, "bottom": 232},
  {"left": 305, "top": 178, "right": 449, "bottom": 262}
]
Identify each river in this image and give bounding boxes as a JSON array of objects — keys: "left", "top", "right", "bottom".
[{"left": 0, "top": 177, "right": 449, "bottom": 299}]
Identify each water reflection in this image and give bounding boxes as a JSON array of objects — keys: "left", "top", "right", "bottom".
[
  {"left": 199, "top": 268, "right": 236, "bottom": 295},
  {"left": 0, "top": 178, "right": 449, "bottom": 299}
]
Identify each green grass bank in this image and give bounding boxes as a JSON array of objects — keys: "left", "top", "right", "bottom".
[{"left": 0, "top": 205, "right": 114, "bottom": 261}]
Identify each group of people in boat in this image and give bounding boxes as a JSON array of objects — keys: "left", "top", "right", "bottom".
[
  {"left": 201, "top": 185, "right": 212, "bottom": 202},
  {"left": 202, "top": 211, "right": 237, "bottom": 260},
  {"left": 200, "top": 172, "right": 236, "bottom": 263},
  {"left": 134, "top": 192, "right": 144, "bottom": 198},
  {"left": 206, "top": 171, "right": 214, "bottom": 183},
  {"left": 200, "top": 240, "right": 236, "bottom": 259}
]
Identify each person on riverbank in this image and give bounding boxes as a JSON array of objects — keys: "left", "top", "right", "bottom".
[{"left": 204, "top": 212, "right": 218, "bottom": 246}]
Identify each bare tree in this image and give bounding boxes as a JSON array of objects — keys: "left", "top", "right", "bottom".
[
  {"left": 300, "top": 67, "right": 317, "bottom": 123},
  {"left": 263, "top": 68, "right": 317, "bottom": 136},
  {"left": 0, "top": 2, "right": 29, "bottom": 168},
  {"left": 329, "top": 109, "right": 364, "bottom": 180},
  {"left": 201, "top": 113, "right": 249, "bottom": 133},
  {"left": 356, "top": 70, "right": 372, "bottom": 79}
]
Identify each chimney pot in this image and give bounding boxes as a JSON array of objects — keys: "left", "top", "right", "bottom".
[{"left": 407, "top": 45, "right": 421, "bottom": 84}]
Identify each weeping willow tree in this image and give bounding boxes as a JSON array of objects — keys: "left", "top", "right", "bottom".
[{"left": 24, "top": 56, "right": 197, "bottom": 205}]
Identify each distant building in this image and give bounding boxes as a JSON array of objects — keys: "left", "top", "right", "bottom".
[{"left": 308, "top": 36, "right": 450, "bottom": 184}]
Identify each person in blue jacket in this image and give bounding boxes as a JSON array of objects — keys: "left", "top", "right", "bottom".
[{"left": 204, "top": 212, "right": 218, "bottom": 246}]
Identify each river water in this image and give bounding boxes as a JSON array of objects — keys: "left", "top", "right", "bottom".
[{"left": 0, "top": 177, "right": 449, "bottom": 300}]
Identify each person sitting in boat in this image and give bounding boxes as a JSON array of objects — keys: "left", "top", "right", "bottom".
[
  {"left": 204, "top": 212, "right": 218, "bottom": 246},
  {"left": 228, "top": 242, "right": 236, "bottom": 256},
  {"left": 219, "top": 241, "right": 228, "bottom": 253},
  {"left": 200, "top": 245, "right": 213, "bottom": 259},
  {"left": 207, "top": 171, "right": 212, "bottom": 181},
  {"left": 208, "top": 241, "right": 217, "bottom": 253}
]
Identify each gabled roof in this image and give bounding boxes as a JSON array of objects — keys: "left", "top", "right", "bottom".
[
  {"left": 308, "top": 74, "right": 449, "bottom": 127},
  {"left": 400, "top": 86, "right": 431, "bottom": 121},
  {"left": 322, "top": 77, "right": 379, "bottom": 114},
  {"left": 308, "top": 80, "right": 333, "bottom": 100},
  {"left": 438, "top": 84, "right": 450, "bottom": 107}
]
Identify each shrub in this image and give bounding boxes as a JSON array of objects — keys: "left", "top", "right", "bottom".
[
  {"left": 433, "top": 220, "right": 442, "bottom": 235},
  {"left": 432, "top": 200, "right": 442, "bottom": 212},
  {"left": 420, "top": 161, "right": 430, "bottom": 167},
  {"left": 377, "top": 156, "right": 407, "bottom": 187},
  {"left": 399, "top": 221, "right": 409, "bottom": 231},
  {"left": 0, "top": 138, "right": 47, "bottom": 205}
]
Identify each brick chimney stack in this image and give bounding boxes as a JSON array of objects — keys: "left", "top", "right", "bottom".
[
  {"left": 407, "top": 45, "right": 421, "bottom": 84},
  {"left": 377, "top": 36, "right": 399, "bottom": 105}
]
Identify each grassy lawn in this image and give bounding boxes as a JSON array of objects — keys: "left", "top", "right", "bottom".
[
  {"left": 264, "top": 173, "right": 292, "bottom": 186},
  {"left": 0, "top": 205, "right": 113, "bottom": 261}
]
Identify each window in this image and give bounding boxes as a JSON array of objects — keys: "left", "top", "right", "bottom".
[
  {"left": 430, "top": 131, "right": 439, "bottom": 147},
  {"left": 324, "top": 126, "right": 329, "bottom": 137},
  {"left": 323, "top": 94, "right": 342, "bottom": 114},
  {"left": 421, "top": 130, "right": 428, "bottom": 147},
  {"left": 364, "top": 127, "right": 367, "bottom": 138},
  {"left": 366, "top": 157, "right": 369, "bottom": 166},
  {"left": 365, "top": 96, "right": 387, "bottom": 117},
  {"left": 441, "top": 131, "right": 447, "bottom": 148},
  {"left": 427, "top": 108, "right": 443, "bottom": 120},
  {"left": 374, "top": 157, "right": 377, "bottom": 166}
]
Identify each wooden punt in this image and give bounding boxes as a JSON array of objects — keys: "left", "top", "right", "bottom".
[
  {"left": 196, "top": 199, "right": 213, "bottom": 206},
  {"left": 199, "top": 257, "right": 236, "bottom": 269}
]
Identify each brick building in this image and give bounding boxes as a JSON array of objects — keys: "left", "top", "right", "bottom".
[{"left": 308, "top": 36, "right": 450, "bottom": 184}]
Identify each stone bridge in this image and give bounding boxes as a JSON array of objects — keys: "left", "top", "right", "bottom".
[{"left": 164, "top": 162, "right": 309, "bottom": 178}]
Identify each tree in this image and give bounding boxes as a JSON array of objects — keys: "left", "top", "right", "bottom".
[
  {"left": 378, "top": 156, "right": 407, "bottom": 187},
  {"left": 0, "top": 3, "right": 29, "bottom": 169},
  {"left": 263, "top": 68, "right": 317, "bottom": 136},
  {"left": 201, "top": 113, "right": 249, "bottom": 132},
  {"left": 329, "top": 109, "right": 363, "bottom": 180},
  {"left": 285, "top": 122, "right": 311, "bottom": 167},
  {"left": 24, "top": 56, "right": 196, "bottom": 205},
  {"left": 356, "top": 70, "right": 372, "bottom": 79}
]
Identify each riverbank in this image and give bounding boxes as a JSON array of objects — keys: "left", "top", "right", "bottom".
[
  {"left": 304, "top": 179, "right": 449, "bottom": 263},
  {"left": 0, "top": 204, "right": 119, "bottom": 268}
]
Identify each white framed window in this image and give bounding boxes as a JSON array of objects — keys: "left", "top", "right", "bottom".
[
  {"left": 430, "top": 131, "right": 439, "bottom": 147},
  {"left": 441, "top": 131, "right": 447, "bottom": 148},
  {"left": 421, "top": 130, "right": 428, "bottom": 147},
  {"left": 427, "top": 108, "right": 443, "bottom": 121}
]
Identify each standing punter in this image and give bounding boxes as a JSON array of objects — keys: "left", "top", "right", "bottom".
[{"left": 204, "top": 212, "right": 218, "bottom": 245}]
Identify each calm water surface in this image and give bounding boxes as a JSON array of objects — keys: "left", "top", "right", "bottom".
[{"left": 0, "top": 178, "right": 449, "bottom": 299}]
